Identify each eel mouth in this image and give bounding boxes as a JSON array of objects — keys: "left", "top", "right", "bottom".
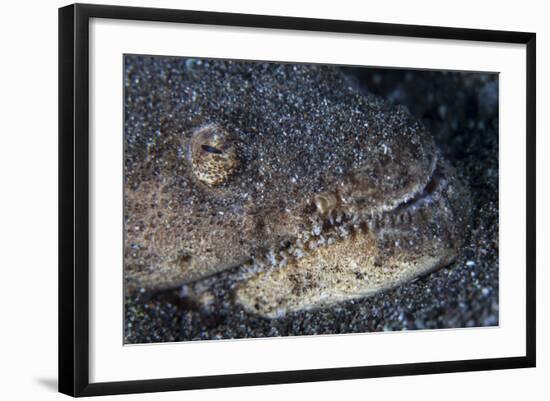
[
  {"left": 184, "top": 158, "right": 447, "bottom": 301},
  {"left": 230, "top": 159, "right": 455, "bottom": 318}
]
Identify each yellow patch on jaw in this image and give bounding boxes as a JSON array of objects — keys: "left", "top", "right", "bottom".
[{"left": 235, "top": 224, "right": 455, "bottom": 318}]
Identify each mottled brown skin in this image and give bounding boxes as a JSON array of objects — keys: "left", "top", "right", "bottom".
[{"left": 124, "top": 57, "right": 471, "bottom": 317}]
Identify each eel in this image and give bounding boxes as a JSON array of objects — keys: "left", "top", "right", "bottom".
[{"left": 124, "top": 56, "right": 471, "bottom": 318}]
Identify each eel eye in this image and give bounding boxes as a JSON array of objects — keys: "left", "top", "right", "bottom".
[
  {"left": 201, "top": 144, "right": 223, "bottom": 154},
  {"left": 188, "top": 124, "right": 239, "bottom": 186}
]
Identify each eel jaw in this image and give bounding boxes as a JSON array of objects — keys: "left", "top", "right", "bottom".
[{"left": 233, "top": 157, "right": 465, "bottom": 318}]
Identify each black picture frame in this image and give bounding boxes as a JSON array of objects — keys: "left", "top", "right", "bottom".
[{"left": 58, "top": 3, "right": 536, "bottom": 397}]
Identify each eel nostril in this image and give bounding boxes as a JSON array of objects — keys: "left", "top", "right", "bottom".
[{"left": 314, "top": 192, "right": 338, "bottom": 215}]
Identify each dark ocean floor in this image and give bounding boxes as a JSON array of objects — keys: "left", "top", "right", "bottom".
[{"left": 125, "top": 66, "right": 498, "bottom": 343}]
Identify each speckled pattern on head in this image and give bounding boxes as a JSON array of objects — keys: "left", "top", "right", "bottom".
[{"left": 124, "top": 56, "right": 471, "bottom": 317}]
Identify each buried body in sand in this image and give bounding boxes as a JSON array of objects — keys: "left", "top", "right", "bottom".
[{"left": 124, "top": 58, "right": 472, "bottom": 320}]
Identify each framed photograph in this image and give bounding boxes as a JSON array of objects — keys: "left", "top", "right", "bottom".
[{"left": 58, "top": 3, "right": 536, "bottom": 397}]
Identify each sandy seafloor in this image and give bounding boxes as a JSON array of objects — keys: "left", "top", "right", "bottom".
[{"left": 124, "top": 64, "right": 499, "bottom": 343}]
